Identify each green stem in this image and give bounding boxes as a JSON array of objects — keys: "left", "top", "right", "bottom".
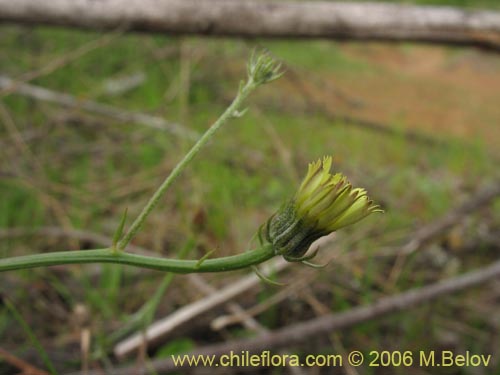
[
  {"left": 117, "top": 78, "right": 257, "bottom": 250},
  {"left": 0, "top": 244, "right": 275, "bottom": 273}
]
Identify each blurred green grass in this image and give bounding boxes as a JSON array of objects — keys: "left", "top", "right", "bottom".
[{"left": 1, "top": 1, "right": 499, "bottom": 372}]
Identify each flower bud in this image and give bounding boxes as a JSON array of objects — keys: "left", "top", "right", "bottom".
[
  {"left": 261, "top": 156, "right": 382, "bottom": 261},
  {"left": 247, "top": 51, "right": 284, "bottom": 85}
]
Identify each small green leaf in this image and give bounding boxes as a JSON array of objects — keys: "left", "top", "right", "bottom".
[
  {"left": 113, "top": 207, "right": 128, "bottom": 249},
  {"left": 195, "top": 249, "right": 216, "bottom": 269}
]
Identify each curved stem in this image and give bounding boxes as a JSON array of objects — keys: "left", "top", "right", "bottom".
[
  {"left": 117, "top": 78, "right": 257, "bottom": 250},
  {"left": 0, "top": 244, "right": 275, "bottom": 273}
]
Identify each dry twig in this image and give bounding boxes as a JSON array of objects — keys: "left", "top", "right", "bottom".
[
  {"left": 113, "top": 258, "right": 290, "bottom": 358},
  {"left": 0, "top": 347, "right": 50, "bottom": 375},
  {"left": 74, "top": 258, "right": 500, "bottom": 374},
  {"left": 0, "top": 76, "right": 198, "bottom": 140},
  {"left": 389, "top": 181, "right": 500, "bottom": 283}
]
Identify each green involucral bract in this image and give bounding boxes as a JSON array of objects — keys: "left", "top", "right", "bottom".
[{"left": 262, "top": 156, "right": 383, "bottom": 261}]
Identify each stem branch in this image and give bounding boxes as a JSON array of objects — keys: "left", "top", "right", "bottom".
[{"left": 117, "top": 78, "right": 256, "bottom": 250}]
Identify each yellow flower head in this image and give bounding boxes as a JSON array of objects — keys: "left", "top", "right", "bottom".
[{"left": 261, "top": 156, "right": 382, "bottom": 262}]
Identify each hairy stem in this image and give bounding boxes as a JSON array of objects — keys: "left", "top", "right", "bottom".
[
  {"left": 1, "top": 52, "right": 283, "bottom": 274},
  {"left": 0, "top": 244, "right": 275, "bottom": 273},
  {"left": 117, "top": 78, "right": 257, "bottom": 250}
]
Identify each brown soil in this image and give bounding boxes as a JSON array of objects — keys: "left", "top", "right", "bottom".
[{"left": 312, "top": 44, "right": 500, "bottom": 152}]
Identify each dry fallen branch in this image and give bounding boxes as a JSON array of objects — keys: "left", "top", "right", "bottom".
[
  {"left": 0, "top": 76, "right": 198, "bottom": 140},
  {"left": 210, "top": 272, "right": 314, "bottom": 331},
  {"left": 73, "top": 258, "right": 500, "bottom": 375},
  {"left": 113, "top": 257, "right": 290, "bottom": 358},
  {"left": 121, "top": 272, "right": 307, "bottom": 375},
  {"left": 401, "top": 182, "right": 500, "bottom": 255},
  {"left": 1, "top": 1, "right": 500, "bottom": 49},
  {"left": 388, "top": 181, "right": 500, "bottom": 283}
]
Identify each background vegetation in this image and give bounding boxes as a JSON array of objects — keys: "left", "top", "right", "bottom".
[{"left": 1, "top": 0, "right": 499, "bottom": 374}]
